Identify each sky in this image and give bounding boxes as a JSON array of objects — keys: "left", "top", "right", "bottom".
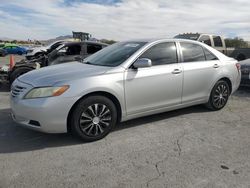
[{"left": 0, "top": 0, "right": 249, "bottom": 41}]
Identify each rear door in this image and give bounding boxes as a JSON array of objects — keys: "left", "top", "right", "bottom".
[{"left": 179, "top": 42, "right": 222, "bottom": 103}]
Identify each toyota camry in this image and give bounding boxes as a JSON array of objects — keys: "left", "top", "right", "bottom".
[{"left": 10, "top": 39, "right": 241, "bottom": 141}]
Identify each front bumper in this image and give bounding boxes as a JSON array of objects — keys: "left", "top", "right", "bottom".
[
  {"left": 10, "top": 80, "right": 79, "bottom": 133},
  {"left": 240, "top": 73, "right": 250, "bottom": 87}
]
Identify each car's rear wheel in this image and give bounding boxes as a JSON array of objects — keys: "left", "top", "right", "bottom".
[
  {"left": 70, "top": 95, "right": 117, "bottom": 141},
  {"left": 206, "top": 80, "right": 230, "bottom": 110}
]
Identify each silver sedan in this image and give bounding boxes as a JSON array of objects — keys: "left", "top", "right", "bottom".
[{"left": 10, "top": 39, "right": 241, "bottom": 141}]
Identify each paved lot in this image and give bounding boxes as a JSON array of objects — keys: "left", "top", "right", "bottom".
[{"left": 0, "top": 83, "right": 250, "bottom": 188}]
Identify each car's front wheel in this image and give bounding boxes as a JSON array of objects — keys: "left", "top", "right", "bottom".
[
  {"left": 70, "top": 95, "right": 117, "bottom": 141},
  {"left": 206, "top": 80, "right": 230, "bottom": 110}
]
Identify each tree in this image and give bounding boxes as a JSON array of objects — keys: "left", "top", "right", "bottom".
[{"left": 225, "top": 37, "right": 249, "bottom": 48}]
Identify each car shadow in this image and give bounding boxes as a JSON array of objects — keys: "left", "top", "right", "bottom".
[
  {"left": 0, "top": 105, "right": 209, "bottom": 154},
  {"left": 115, "top": 105, "right": 209, "bottom": 131},
  {"left": 0, "top": 85, "right": 248, "bottom": 154},
  {"left": 0, "top": 82, "right": 10, "bottom": 92},
  {"left": 233, "top": 86, "right": 250, "bottom": 98},
  {"left": 0, "top": 108, "right": 82, "bottom": 154}
]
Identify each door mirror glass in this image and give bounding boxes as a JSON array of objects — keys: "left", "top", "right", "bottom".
[{"left": 133, "top": 58, "right": 152, "bottom": 68}]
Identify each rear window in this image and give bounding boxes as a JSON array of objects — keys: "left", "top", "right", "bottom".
[
  {"left": 198, "top": 35, "right": 212, "bottom": 46},
  {"left": 213, "top": 36, "right": 223, "bottom": 47}
]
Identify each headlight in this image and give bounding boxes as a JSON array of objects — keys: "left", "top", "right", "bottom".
[{"left": 24, "top": 85, "right": 69, "bottom": 99}]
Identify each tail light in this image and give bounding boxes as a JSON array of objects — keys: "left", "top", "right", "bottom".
[{"left": 236, "top": 63, "right": 241, "bottom": 72}]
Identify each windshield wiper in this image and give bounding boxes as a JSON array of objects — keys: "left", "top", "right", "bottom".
[{"left": 83, "top": 61, "right": 93, "bottom": 65}]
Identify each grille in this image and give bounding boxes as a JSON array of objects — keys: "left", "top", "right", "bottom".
[
  {"left": 241, "top": 67, "right": 249, "bottom": 75},
  {"left": 11, "top": 85, "right": 26, "bottom": 97}
]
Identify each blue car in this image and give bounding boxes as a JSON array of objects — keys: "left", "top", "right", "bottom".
[
  {"left": 0, "top": 48, "right": 7, "bottom": 57},
  {"left": 3, "top": 46, "right": 27, "bottom": 55}
]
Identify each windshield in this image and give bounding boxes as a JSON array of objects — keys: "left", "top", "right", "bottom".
[{"left": 83, "top": 42, "right": 147, "bottom": 67}]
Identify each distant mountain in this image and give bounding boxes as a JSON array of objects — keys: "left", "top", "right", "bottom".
[
  {"left": 0, "top": 36, "right": 15, "bottom": 41},
  {"left": 41, "top": 35, "right": 73, "bottom": 45}
]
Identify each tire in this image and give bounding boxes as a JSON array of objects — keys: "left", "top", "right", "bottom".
[
  {"left": 70, "top": 95, "right": 117, "bottom": 141},
  {"left": 9, "top": 67, "right": 33, "bottom": 84},
  {"left": 206, "top": 80, "right": 230, "bottom": 111}
]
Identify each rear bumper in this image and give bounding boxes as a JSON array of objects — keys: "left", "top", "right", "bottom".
[
  {"left": 240, "top": 73, "right": 250, "bottom": 86},
  {"left": 231, "top": 72, "right": 241, "bottom": 94}
]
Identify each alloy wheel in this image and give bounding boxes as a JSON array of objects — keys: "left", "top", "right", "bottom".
[
  {"left": 79, "top": 103, "right": 112, "bottom": 137},
  {"left": 213, "top": 83, "right": 229, "bottom": 109}
]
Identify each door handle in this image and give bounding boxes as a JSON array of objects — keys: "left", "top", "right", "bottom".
[
  {"left": 213, "top": 64, "right": 220, "bottom": 68},
  {"left": 172, "top": 69, "right": 182, "bottom": 74}
]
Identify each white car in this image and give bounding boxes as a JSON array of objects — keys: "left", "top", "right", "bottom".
[
  {"left": 26, "top": 40, "right": 68, "bottom": 59},
  {"left": 11, "top": 39, "right": 241, "bottom": 141}
]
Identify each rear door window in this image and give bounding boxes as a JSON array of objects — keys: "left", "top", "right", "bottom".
[
  {"left": 180, "top": 43, "right": 206, "bottom": 62},
  {"left": 203, "top": 48, "right": 218, "bottom": 60}
]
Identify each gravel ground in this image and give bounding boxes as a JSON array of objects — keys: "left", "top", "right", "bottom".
[{"left": 0, "top": 83, "right": 250, "bottom": 188}]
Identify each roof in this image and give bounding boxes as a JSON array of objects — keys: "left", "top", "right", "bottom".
[
  {"left": 123, "top": 38, "right": 207, "bottom": 44},
  {"left": 62, "top": 41, "right": 108, "bottom": 46}
]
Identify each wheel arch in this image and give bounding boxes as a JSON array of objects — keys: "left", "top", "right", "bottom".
[
  {"left": 211, "top": 77, "right": 232, "bottom": 95},
  {"left": 67, "top": 91, "right": 122, "bottom": 133}
]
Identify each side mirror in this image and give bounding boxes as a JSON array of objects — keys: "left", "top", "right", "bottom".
[{"left": 133, "top": 58, "right": 152, "bottom": 69}]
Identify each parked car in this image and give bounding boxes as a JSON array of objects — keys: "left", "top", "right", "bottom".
[
  {"left": 239, "top": 59, "right": 250, "bottom": 86},
  {"left": 175, "top": 33, "right": 250, "bottom": 61},
  {"left": 3, "top": 45, "right": 27, "bottom": 55},
  {"left": 10, "top": 39, "right": 241, "bottom": 141},
  {"left": 1, "top": 43, "right": 18, "bottom": 48},
  {"left": 26, "top": 40, "right": 69, "bottom": 60},
  {"left": 0, "top": 48, "right": 7, "bottom": 57},
  {"left": 7, "top": 41, "right": 107, "bottom": 84}
]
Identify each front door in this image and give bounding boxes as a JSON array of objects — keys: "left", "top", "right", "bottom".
[{"left": 124, "top": 42, "right": 183, "bottom": 115}]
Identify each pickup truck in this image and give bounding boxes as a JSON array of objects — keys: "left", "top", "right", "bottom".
[{"left": 174, "top": 33, "right": 250, "bottom": 61}]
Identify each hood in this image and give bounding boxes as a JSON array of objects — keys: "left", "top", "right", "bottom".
[
  {"left": 27, "top": 46, "right": 47, "bottom": 55},
  {"left": 240, "top": 59, "right": 250, "bottom": 66},
  {"left": 18, "top": 62, "right": 111, "bottom": 87}
]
